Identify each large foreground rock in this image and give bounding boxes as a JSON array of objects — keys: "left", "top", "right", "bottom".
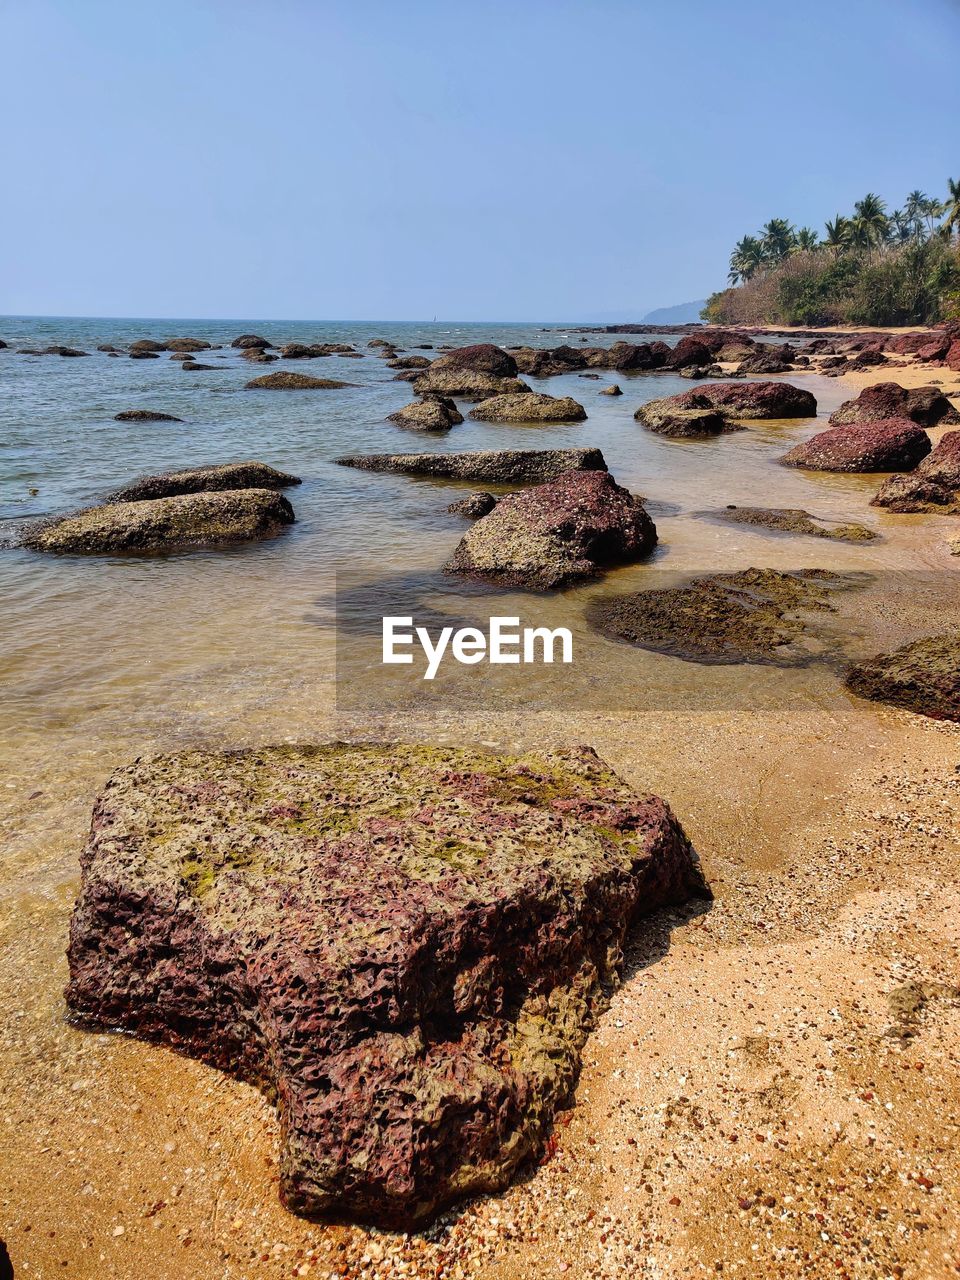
[
  {"left": 413, "top": 367, "right": 531, "bottom": 401},
  {"left": 22, "top": 489, "right": 294, "bottom": 554},
  {"left": 468, "top": 392, "right": 587, "bottom": 423},
  {"left": 829, "top": 381, "right": 960, "bottom": 429},
  {"left": 107, "top": 462, "right": 301, "bottom": 503},
  {"left": 246, "top": 371, "right": 352, "bottom": 390},
  {"left": 430, "top": 343, "right": 518, "bottom": 377},
  {"left": 845, "top": 636, "right": 960, "bottom": 721},
  {"left": 66, "top": 743, "right": 707, "bottom": 1226},
  {"left": 336, "top": 447, "right": 606, "bottom": 484},
  {"left": 871, "top": 431, "right": 960, "bottom": 512},
  {"left": 387, "top": 398, "right": 463, "bottom": 431},
  {"left": 781, "top": 419, "right": 931, "bottom": 472},
  {"left": 446, "top": 469, "right": 656, "bottom": 589}
]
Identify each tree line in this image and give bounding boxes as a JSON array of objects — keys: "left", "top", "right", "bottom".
[{"left": 703, "top": 180, "right": 960, "bottom": 327}]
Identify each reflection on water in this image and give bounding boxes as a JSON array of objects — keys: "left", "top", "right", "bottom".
[{"left": 2, "top": 317, "right": 959, "bottom": 895}]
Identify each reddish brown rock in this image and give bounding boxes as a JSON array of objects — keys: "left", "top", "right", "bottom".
[
  {"left": 829, "top": 382, "right": 960, "bottom": 428},
  {"left": 65, "top": 743, "right": 707, "bottom": 1227},
  {"left": 231, "top": 334, "right": 272, "bottom": 349},
  {"left": 871, "top": 430, "right": 960, "bottom": 511},
  {"left": 246, "top": 371, "right": 352, "bottom": 390},
  {"left": 430, "top": 344, "right": 518, "bottom": 378},
  {"left": 781, "top": 419, "right": 932, "bottom": 473},
  {"left": 446, "top": 468, "right": 656, "bottom": 589},
  {"left": 947, "top": 340, "right": 960, "bottom": 372},
  {"left": 665, "top": 336, "right": 713, "bottom": 369}
]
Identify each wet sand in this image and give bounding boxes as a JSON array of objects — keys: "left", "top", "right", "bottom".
[{"left": 2, "top": 348, "right": 959, "bottom": 1279}]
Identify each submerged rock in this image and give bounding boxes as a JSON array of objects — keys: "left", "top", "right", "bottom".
[
  {"left": 241, "top": 349, "right": 278, "bottom": 362},
  {"left": 65, "top": 742, "right": 707, "bottom": 1227},
  {"left": 22, "top": 489, "right": 294, "bottom": 554},
  {"left": 165, "top": 338, "right": 212, "bottom": 353},
  {"left": 600, "top": 384, "right": 622, "bottom": 396},
  {"left": 113, "top": 409, "right": 183, "bottom": 423},
  {"left": 129, "top": 350, "right": 160, "bottom": 359},
  {"left": 336, "top": 448, "right": 606, "bottom": 484},
  {"left": 445, "top": 469, "right": 656, "bottom": 590},
  {"left": 829, "top": 381, "right": 960, "bottom": 429},
  {"left": 781, "top": 419, "right": 931, "bottom": 473},
  {"left": 387, "top": 398, "right": 463, "bottom": 431},
  {"left": 413, "top": 367, "right": 531, "bottom": 401},
  {"left": 845, "top": 636, "right": 960, "bottom": 721},
  {"left": 430, "top": 343, "right": 518, "bottom": 377},
  {"left": 468, "top": 392, "right": 587, "bottom": 423},
  {"left": 386, "top": 355, "right": 432, "bottom": 369},
  {"left": 871, "top": 431, "right": 960, "bottom": 512},
  {"left": 712, "top": 506, "right": 876, "bottom": 541},
  {"left": 447, "top": 491, "right": 498, "bottom": 518},
  {"left": 130, "top": 339, "right": 166, "bottom": 353},
  {"left": 107, "top": 462, "right": 301, "bottom": 503},
  {"left": 587, "top": 569, "right": 847, "bottom": 665},
  {"left": 246, "top": 371, "right": 352, "bottom": 390}
]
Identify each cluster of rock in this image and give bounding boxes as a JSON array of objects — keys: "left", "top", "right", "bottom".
[
  {"left": 66, "top": 742, "right": 708, "bottom": 1226},
  {"left": 21, "top": 462, "right": 299, "bottom": 554},
  {"left": 871, "top": 431, "right": 960, "bottom": 512}
]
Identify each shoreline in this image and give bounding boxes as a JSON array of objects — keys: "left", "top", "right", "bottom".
[{"left": 2, "top": 345, "right": 959, "bottom": 1279}]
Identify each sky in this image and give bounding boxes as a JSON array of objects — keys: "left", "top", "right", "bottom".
[{"left": 1, "top": 0, "right": 958, "bottom": 321}]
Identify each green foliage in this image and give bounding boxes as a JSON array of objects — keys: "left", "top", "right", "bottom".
[{"left": 713, "top": 178, "right": 960, "bottom": 326}]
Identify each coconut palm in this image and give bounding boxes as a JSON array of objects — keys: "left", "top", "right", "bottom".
[
  {"left": 728, "top": 235, "right": 766, "bottom": 283},
  {"left": 888, "top": 209, "right": 912, "bottom": 244},
  {"left": 942, "top": 177, "right": 960, "bottom": 239},
  {"left": 823, "top": 215, "right": 850, "bottom": 250},
  {"left": 762, "top": 218, "right": 796, "bottom": 261},
  {"left": 852, "top": 193, "right": 889, "bottom": 247},
  {"left": 793, "top": 226, "right": 820, "bottom": 252}
]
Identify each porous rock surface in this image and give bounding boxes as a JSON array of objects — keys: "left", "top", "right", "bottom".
[
  {"left": 107, "top": 462, "right": 301, "bottom": 503},
  {"left": 712, "top": 506, "right": 876, "bottom": 542},
  {"left": 336, "top": 447, "right": 606, "bottom": 484},
  {"left": 447, "top": 492, "right": 498, "bottom": 518},
  {"left": 845, "top": 636, "right": 960, "bottom": 721},
  {"left": 387, "top": 398, "right": 463, "bottom": 431},
  {"left": 781, "top": 419, "right": 932, "bottom": 473},
  {"left": 113, "top": 410, "right": 183, "bottom": 423},
  {"left": 587, "top": 568, "right": 848, "bottom": 665},
  {"left": 871, "top": 431, "right": 960, "bottom": 512},
  {"left": 65, "top": 742, "right": 707, "bottom": 1226},
  {"left": 246, "top": 371, "right": 352, "bottom": 390},
  {"left": 635, "top": 402, "right": 739, "bottom": 438},
  {"left": 445, "top": 468, "right": 656, "bottom": 589},
  {"left": 429, "top": 343, "right": 518, "bottom": 377},
  {"left": 22, "top": 489, "right": 294, "bottom": 554},
  {"left": 468, "top": 393, "right": 587, "bottom": 423},
  {"left": 829, "top": 382, "right": 960, "bottom": 428},
  {"left": 412, "top": 367, "right": 531, "bottom": 401}
]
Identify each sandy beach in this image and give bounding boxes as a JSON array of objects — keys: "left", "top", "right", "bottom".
[{"left": 2, "top": 328, "right": 959, "bottom": 1279}]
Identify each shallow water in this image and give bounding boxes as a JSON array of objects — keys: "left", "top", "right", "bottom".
[{"left": 1, "top": 317, "right": 958, "bottom": 897}]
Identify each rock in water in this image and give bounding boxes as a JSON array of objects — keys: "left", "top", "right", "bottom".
[
  {"left": 430, "top": 343, "right": 518, "bottom": 377},
  {"left": 412, "top": 367, "right": 531, "bottom": 401},
  {"left": 335, "top": 447, "right": 607, "bottom": 484},
  {"left": 468, "top": 393, "right": 587, "bottom": 423},
  {"left": 712, "top": 506, "right": 876, "bottom": 542},
  {"left": 246, "top": 371, "right": 352, "bottom": 390},
  {"left": 65, "top": 743, "right": 708, "bottom": 1227},
  {"left": 600, "top": 384, "right": 622, "bottom": 396},
  {"left": 387, "top": 398, "right": 463, "bottom": 431},
  {"left": 871, "top": 430, "right": 960, "bottom": 512},
  {"left": 445, "top": 469, "right": 656, "bottom": 589},
  {"left": 107, "top": 462, "right": 301, "bottom": 502},
  {"left": 641, "top": 381, "right": 817, "bottom": 420},
  {"left": 845, "top": 636, "right": 960, "bottom": 721},
  {"left": 587, "top": 569, "right": 848, "bottom": 665},
  {"left": 828, "top": 381, "right": 960, "bottom": 428},
  {"left": 635, "top": 403, "right": 738, "bottom": 437},
  {"left": 231, "top": 334, "right": 272, "bottom": 349},
  {"left": 22, "top": 489, "right": 294, "bottom": 553},
  {"left": 447, "top": 491, "right": 497, "bottom": 518},
  {"left": 780, "top": 419, "right": 932, "bottom": 473},
  {"left": 113, "top": 410, "right": 183, "bottom": 423}
]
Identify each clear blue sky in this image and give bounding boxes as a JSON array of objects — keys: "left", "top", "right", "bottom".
[{"left": 1, "top": 0, "right": 958, "bottom": 321}]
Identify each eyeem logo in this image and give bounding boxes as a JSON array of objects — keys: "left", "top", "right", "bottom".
[{"left": 383, "top": 616, "right": 573, "bottom": 681}]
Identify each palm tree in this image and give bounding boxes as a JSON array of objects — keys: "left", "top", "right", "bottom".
[
  {"left": 728, "top": 235, "right": 765, "bottom": 283},
  {"left": 762, "top": 218, "right": 796, "bottom": 261},
  {"left": 942, "top": 177, "right": 960, "bottom": 240},
  {"left": 888, "top": 209, "right": 911, "bottom": 244},
  {"left": 852, "top": 193, "right": 889, "bottom": 247},
  {"left": 904, "top": 190, "right": 931, "bottom": 240},
  {"left": 823, "top": 215, "right": 850, "bottom": 251},
  {"left": 793, "top": 226, "right": 820, "bottom": 252}
]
